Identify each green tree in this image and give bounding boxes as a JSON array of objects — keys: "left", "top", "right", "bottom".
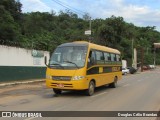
[
  {"left": 0, "top": 6, "right": 20, "bottom": 42},
  {"left": 0, "top": 0, "right": 22, "bottom": 44}
]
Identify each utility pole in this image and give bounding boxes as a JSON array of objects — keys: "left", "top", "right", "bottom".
[
  {"left": 133, "top": 48, "right": 137, "bottom": 69},
  {"left": 154, "top": 47, "right": 156, "bottom": 66},
  {"left": 153, "top": 43, "right": 160, "bottom": 66},
  {"left": 85, "top": 17, "right": 92, "bottom": 42},
  {"left": 89, "top": 17, "right": 91, "bottom": 31},
  {"left": 141, "top": 47, "right": 144, "bottom": 72},
  {"left": 131, "top": 38, "right": 134, "bottom": 67},
  {"left": 89, "top": 17, "right": 92, "bottom": 42}
]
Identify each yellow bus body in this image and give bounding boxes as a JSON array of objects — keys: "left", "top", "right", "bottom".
[
  {"left": 46, "top": 67, "right": 89, "bottom": 90},
  {"left": 46, "top": 41, "right": 122, "bottom": 90}
]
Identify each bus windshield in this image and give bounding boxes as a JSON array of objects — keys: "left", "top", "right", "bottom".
[{"left": 49, "top": 46, "right": 88, "bottom": 69}]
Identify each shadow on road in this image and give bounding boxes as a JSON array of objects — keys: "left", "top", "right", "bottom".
[{"left": 42, "top": 85, "right": 113, "bottom": 98}]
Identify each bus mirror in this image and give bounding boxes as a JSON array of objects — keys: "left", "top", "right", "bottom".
[{"left": 44, "top": 56, "right": 47, "bottom": 66}]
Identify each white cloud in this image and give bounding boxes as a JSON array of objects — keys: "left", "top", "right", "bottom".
[
  {"left": 19, "top": 0, "right": 160, "bottom": 31},
  {"left": 83, "top": 0, "right": 160, "bottom": 31},
  {"left": 20, "top": 0, "right": 51, "bottom": 13},
  {"left": 120, "top": 5, "right": 160, "bottom": 31}
]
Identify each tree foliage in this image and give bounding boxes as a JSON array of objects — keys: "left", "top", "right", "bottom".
[
  {"left": 0, "top": 0, "right": 21, "bottom": 42},
  {"left": 0, "top": 0, "right": 160, "bottom": 64}
]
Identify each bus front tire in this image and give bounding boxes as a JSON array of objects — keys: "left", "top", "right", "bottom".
[
  {"left": 86, "top": 81, "right": 95, "bottom": 96},
  {"left": 53, "top": 89, "right": 62, "bottom": 94},
  {"left": 109, "top": 77, "right": 118, "bottom": 88}
]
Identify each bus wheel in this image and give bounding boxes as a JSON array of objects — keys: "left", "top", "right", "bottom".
[
  {"left": 86, "top": 81, "right": 95, "bottom": 96},
  {"left": 109, "top": 77, "right": 118, "bottom": 88},
  {"left": 53, "top": 89, "right": 62, "bottom": 94}
]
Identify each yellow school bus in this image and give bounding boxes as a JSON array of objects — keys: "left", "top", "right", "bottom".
[{"left": 46, "top": 41, "right": 122, "bottom": 96}]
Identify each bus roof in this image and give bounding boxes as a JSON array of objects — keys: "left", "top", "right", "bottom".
[{"left": 59, "top": 41, "right": 120, "bottom": 54}]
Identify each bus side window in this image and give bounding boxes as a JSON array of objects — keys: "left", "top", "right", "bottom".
[
  {"left": 95, "top": 51, "right": 104, "bottom": 64},
  {"left": 88, "top": 51, "right": 96, "bottom": 67},
  {"left": 116, "top": 54, "right": 120, "bottom": 61},
  {"left": 108, "top": 53, "right": 111, "bottom": 61},
  {"left": 104, "top": 52, "right": 110, "bottom": 63},
  {"left": 116, "top": 54, "right": 121, "bottom": 65},
  {"left": 111, "top": 53, "right": 116, "bottom": 62}
]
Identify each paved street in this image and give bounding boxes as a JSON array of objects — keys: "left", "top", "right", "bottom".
[{"left": 0, "top": 67, "right": 160, "bottom": 120}]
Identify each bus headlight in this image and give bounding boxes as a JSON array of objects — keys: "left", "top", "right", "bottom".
[
  {"left": 46, "top": 74, "right": 52, "bottom": 79},
  {"left": 72, "top": 76, "right": 85, "bottom": 80}
]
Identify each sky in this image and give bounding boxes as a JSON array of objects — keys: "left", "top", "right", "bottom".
[{"left": 20, "top": 0, "right": 160, "bottom": 31}]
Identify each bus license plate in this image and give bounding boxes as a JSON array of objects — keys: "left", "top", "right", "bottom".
[{"left": 57, "top": 84, "right": 64, "bottom": 88}]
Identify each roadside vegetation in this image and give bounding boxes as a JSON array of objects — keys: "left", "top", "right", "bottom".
[{"left": 0, "top": 0, "right": 160, "bottom": 65}]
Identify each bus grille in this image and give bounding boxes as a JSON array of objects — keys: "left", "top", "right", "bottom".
[
  {"left": 51, "top": 83, "right": 73, "bottom": 88},
  {"left": 52, "top": 76, "right": 72, "bottom": 81}
]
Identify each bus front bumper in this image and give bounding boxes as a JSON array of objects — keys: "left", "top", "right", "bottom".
[{"left": 46, "top": 79, "right": 88, "bottom": 90}]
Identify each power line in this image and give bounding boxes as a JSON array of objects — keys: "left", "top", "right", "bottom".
[
  {"left": 56, "top": 0, "right": 86, "bottom": 14},
  {"left": 51, "top": 0, "right": 92, "bottom": 37},
  {"left": 51, "top": 0, "right": 86, "bottom": 16}
]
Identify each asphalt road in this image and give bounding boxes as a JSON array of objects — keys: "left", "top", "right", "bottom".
[{"left": 0, "top": 67, "right": 160, "bottom": 120}]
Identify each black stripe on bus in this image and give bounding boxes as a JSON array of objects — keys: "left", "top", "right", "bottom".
[
  {"left": 87, "top": 66, "right": 121, "bottom": 75},
  {"left": 87, "top": 67, "right": 99, "bottom": 75}
]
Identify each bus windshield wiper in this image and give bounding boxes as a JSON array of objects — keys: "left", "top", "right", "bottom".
[
  {"left": 63, "top": 61, "right": 79, "bottom": 69},
  {"left": 49, "top": 63, "right": 64, "bottom": 69}
]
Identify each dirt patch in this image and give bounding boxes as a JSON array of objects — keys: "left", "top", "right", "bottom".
[{"left": 0, "top": 82, "right": 47, "bottom": 97}]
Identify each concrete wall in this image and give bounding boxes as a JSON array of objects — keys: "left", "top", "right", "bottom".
[
  {"left": 0, "top": 45, "right": 50, "bottom": 82},
  {"left": 122, "top": 60, "right": 127, "bottom": 68}
]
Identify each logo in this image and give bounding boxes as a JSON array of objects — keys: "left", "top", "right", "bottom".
[
  {"left": 2, "top": 112, "right": 11, "bottom": 117},
  {"left": 32, "top": 50, "right": 44, "bottom": 57}
]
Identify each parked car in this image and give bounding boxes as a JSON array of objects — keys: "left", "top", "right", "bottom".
[
  {"left": 122, "top": 68, "right": 129, "bottom": 75},
  {"left": 127, "top": 67, "right": 137, "bottom": 74},
  {"left": 143, "top": 65, "right": 149, "bottom": 70},
  {"left": 149, "top": 65, "right": 155, "bottom": 69}
]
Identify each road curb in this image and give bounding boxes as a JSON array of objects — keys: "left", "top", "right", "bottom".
[{"left": 0, "top": 79, "right": 45, "bottom": 87}]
